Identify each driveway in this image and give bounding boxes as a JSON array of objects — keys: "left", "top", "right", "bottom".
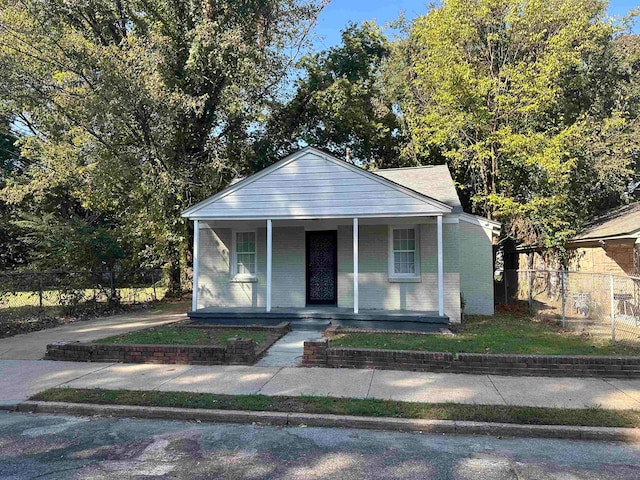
[{"left": 0, "top": 300, "right": 189, "bottom": 360}]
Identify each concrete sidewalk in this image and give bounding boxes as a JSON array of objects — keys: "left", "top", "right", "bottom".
[
  {"left": 256, "top": 331, "right": 324, "bottom": 367},
  {"left": 0, "top": 300, "right": 188, "bottom": 360},
  {"left": 2, "top": 359, "right": 640, "bottom": 411}
]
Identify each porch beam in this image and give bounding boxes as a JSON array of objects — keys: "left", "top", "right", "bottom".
[
  {"left": 353, "top": 217, "right": 359, "bottom": 314},
  {"left": 437, "top": 215, "right": 444, "bottom": 317},
  {"left": 192, "top": 219, "right": 199, "bottom": 312},
  {"left": 266, "top": 219, "right": 272, "bottom": 312}
]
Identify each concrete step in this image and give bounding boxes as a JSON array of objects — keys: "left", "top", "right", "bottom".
[{"left": 290, "top": 319, "right": 331, "bottom": 331}]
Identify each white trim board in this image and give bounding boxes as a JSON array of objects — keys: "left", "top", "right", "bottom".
[
  {"left": 230, "top": 229, "right": 258, "bottom": 281},
  {"left": 387, "top": 225, "right": 421, "bottom": 282}
]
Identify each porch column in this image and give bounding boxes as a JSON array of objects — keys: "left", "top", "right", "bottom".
[
  {"left": 192, "top": 219, "right": 199, "bottom": 312},
  {"left": 437, "top": 215, "right": 444, "bottom": 317},
  {"left": 353, "top": 217, "right": 359, "bottom": 314},
  {"left": 266, "top": 219, "right": 272, "bottom": 312}
]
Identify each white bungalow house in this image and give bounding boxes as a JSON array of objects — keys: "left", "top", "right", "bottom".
[{"left": 182, "top": 147, "right": 499, "bottom": 328}]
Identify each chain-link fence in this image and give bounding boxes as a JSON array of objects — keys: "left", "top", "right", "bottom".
[
  {"left": 496, "top": 269, "right": 640, "bottom": 345},
  {"left": 0, "top": 269, "right": 167, "bottom": 328}
]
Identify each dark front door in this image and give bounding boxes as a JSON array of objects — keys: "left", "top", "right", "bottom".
[{"left": 306, "top": 231, "right": 338, "bottom": 305}]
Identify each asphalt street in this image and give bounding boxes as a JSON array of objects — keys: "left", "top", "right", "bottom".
[{"left": 0, "top": 411, "right": 639, "bottom": 479}]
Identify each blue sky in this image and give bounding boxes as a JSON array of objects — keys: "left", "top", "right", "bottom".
[{"left": 312, "top": 0, "right": 640, "bottom": 51}]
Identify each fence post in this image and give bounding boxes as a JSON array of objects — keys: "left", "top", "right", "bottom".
[
  {"left": 561, "top": 270, "right": 566, "bottom": 328},
  {"left": 610, "top": 274, "right": 616, "bottom": 344},
  {"left": 527, "top": 270, "right": 533, "bottom": 313},
  {"left": 38, "top": 273, "right": 44, "bottom": 320}
]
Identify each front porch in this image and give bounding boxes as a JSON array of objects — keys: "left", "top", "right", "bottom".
[
  {"left": 190, "top": 216, "right": 460, "bottom": 323},
  {"left": 188, "top": 306, "right": 448, "bottom": 332}
]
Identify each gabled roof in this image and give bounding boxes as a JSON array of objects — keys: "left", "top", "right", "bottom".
[
  {"left": 373, "top": 166, "right": 463, "bottom": 213},
  {"left": 570, "top": 202, "right": 640, "bottom": 243},
  {"left": 182, "top": 147, "right": 455, "bottom": 220}
]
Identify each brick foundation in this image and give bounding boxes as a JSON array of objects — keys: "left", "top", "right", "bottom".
[{"left": 302, "top": 340, "right": 640, "bottom": 378}]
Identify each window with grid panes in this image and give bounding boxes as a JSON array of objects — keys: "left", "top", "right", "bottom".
[
  {"left": 234, "top": 231, "right": 256, "bottom": 277},
  {"left": 391, "top": 228, "right": 418, "bottom": 276}
]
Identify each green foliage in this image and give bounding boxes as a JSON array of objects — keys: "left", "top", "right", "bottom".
[
  {"left": 0, "top": 0, "right": 321, "bottom": 286},
  {"left": 0, "top": 119, "right": 18, "bottom": 179},
  {"left": 1, "top": 0, "right": 639, "bottom": 267},
  {"left": 260, "top": 21, "right": 405, "bottom": 168},
  {"left": 396, "top": 0, "right": 639, "bottom": 248},
  {"left": 0, "top": 117, "right": 28, "bottom": 270},
  {"left": 15, "top": 213, "right": 126, "bottom": 272}
]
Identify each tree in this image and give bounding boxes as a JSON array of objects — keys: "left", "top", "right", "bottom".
[
  {"left": 258, "top": 21, "right": 405, "bottom": 168},
  {"left": 0, "top": 0, "right": 321, "bottom": 293},
  {"left": 395, "top": 0, "right": 637, "bottom": 248},
  {"left": 0, "top": 116, "right": 28, "bottom": 270},
  {"left": 0, "top": 120, "right": 18, "bottom": 179}
]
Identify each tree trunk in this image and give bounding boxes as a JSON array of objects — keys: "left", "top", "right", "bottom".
[
  {"left": 108, "top": 270, "right": 120, "bottom": 306},
  {"left": 165, "top": 246, "right": 183, "bottom": 298}
]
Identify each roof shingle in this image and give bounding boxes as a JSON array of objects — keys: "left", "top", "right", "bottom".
[
  {"left": 572, "top": 202, "right": 640, "bottom": 241},
  {"left": 374, "top": 165, "right": 463, "bottom": 213}
]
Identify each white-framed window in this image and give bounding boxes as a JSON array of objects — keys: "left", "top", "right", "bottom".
[
  {"left": 231, "top": 230, "right": 257, "bottom": 280},
  {"left": 388, "top": 226, "right": 420, "bottom": 279}
]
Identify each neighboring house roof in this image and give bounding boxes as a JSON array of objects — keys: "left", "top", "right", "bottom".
[
  {"left": 373, "top": 166, "right": 463, "bottom": 213},
  {"left": 182, "top": 147, "right": 454, "bottom": 220},
  {"left": 570, "top": 202, "right": 640, "bottom": 243}
]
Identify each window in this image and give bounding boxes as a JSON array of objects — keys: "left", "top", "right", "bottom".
[
  {"left": 232, "top": 231, "right": 256, "bottom": 279},
  {"left": 389, "top": 227, "right": 420, "bottom": 279}
]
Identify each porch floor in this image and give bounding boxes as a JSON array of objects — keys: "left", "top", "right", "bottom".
[{"left": 188, "top": 306, "right": 448, "bottom": 332}]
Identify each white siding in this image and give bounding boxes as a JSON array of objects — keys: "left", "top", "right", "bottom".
[
  {"left": 337, "top": 224, "right": 461, "bottom": 322},
  {"left": 197, "top": 226, "right": 266, "bottom": 308},
  {"left": 190, "top": 152, "right": 449, "bottom": 219},
  {"left": 458, "top": 220, "right": 495, "bottom": 315},
  {"left": 271, "top": 226, "right": 306, "bottom": 308},
  {"left": 197, "top": 220, "right": 463, "bottom": 322},
  {"left": 197, "top": 224, "right": 307, "bottom": 309}
]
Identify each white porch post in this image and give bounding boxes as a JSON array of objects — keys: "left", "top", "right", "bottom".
[
  {"left": 192, "top": 219, "right": 199, "bottom": 312},
  {"left": 437, "top": 215, "right": 444, "bottom": 317},
  {"left": 353, "top": 217, "right": 359, "bottom": 314},
  {"left": 266, "top": 219, "right": 272, "bottom": 313}
]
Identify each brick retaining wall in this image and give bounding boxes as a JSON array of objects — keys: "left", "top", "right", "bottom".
[
  {"left": 302, "top": 339, "right": 640, "bottom": 378},
  {"left": 46, "top": 337, "right": 255, "bottom": 366}
]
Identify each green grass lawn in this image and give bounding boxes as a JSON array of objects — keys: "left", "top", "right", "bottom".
[
  {"left": 330, "top": 313, "right": 640, "bottom": 356},
  {"left": 92, "top": 327, "right": 269, "bottom": 346},
  {"left": 31, "top": 387, "right": 640, "bottom": 428}
]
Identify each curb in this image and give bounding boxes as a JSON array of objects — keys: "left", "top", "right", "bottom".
[
  {"left": 0, "top": 402, "right": 19, "bottom": 411},
  {"left": 15, "top": 401, "right": 640, "bottom": 443}
]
